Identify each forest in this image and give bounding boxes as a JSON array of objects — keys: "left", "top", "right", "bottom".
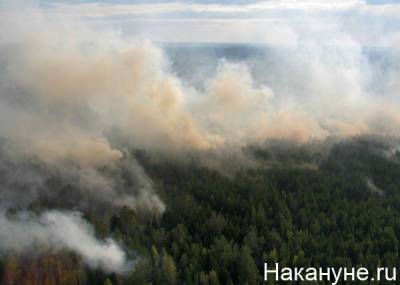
[{"left": 2, "top": 136, "right": 400, "bottom": 285}]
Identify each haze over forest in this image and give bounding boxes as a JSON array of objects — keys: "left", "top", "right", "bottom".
[{"left": 0, "top": 1, "right": 400, "bottom": 284}]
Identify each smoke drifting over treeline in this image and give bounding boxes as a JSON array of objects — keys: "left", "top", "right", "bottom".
[
  {"left": 0, "top": 2, "right": 399, "bottom": 274},
  {"left": 0, "top": 210, "right": 128, "bottom": 273}
]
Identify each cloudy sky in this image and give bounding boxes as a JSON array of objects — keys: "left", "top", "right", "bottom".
[{"left": 1, "top": 0, "right": 400, "bottom": 46}]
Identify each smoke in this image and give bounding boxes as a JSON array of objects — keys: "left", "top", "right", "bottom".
[
  {"left": 1, "top": 4, "right": 400, "bottom": 157},
  {"left": 0, "top": 1, "right": 399, "bottom": 196},
  {"left": 0, "top": 210, "right": 128, "bottom": 273},
  {"left": 0, "top": 148, "right": 165, "bottom": 214},
  {"left": 366, "top": 178, "right": 384, "bottom": 196},
  {"left": 0, "top": 0, "right": 399, "bottom": 274},
  {"left": 0, "top": 4, "right": 170, "bottom": 214}
]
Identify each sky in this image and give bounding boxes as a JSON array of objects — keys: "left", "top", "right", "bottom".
[{"left": 1, "top": 0, "right": 400, "bottom": 46}]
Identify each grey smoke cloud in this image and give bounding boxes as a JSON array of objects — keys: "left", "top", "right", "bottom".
[
  {"left": 0, "top": 210, "right": 128, "bottom": 273},
  {"left": 0, "top": 148, "right": 165, "bottom": 214}
]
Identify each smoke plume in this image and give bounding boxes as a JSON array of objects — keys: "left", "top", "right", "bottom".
[{"left": 0, "top": 210, "right": 128, "bottom": 273}]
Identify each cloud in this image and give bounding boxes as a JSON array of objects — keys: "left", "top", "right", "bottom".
[
  {"left": 34, "top": 1, "right": 365, "bottom": 18},
  {"left": 2, "top": 0, "right": 399, "bottom": 46}
]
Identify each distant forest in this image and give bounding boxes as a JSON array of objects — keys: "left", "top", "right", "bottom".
[{"left": 2, "top": 137, "right": 400, "bottom": 285}]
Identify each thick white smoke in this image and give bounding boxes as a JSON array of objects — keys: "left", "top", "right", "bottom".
[{"left": 0, "top": 210, "right": 128, "bottom": 273}]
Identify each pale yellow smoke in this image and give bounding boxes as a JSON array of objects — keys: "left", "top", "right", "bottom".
[
  {"left": 29, "top": 135, "right": 123, "bottom": 168},
  {"left": 7, "top": 42, "right": 212, "bottom": 157},
  {"left": 6, "top": 40, "right": 400, "bottom": 163},
  {"left": 199, "top": 62, "right": 329, "bottom": 145},
  {"left": 2, "top": 6, "right": 400, "bottom": 170}
]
